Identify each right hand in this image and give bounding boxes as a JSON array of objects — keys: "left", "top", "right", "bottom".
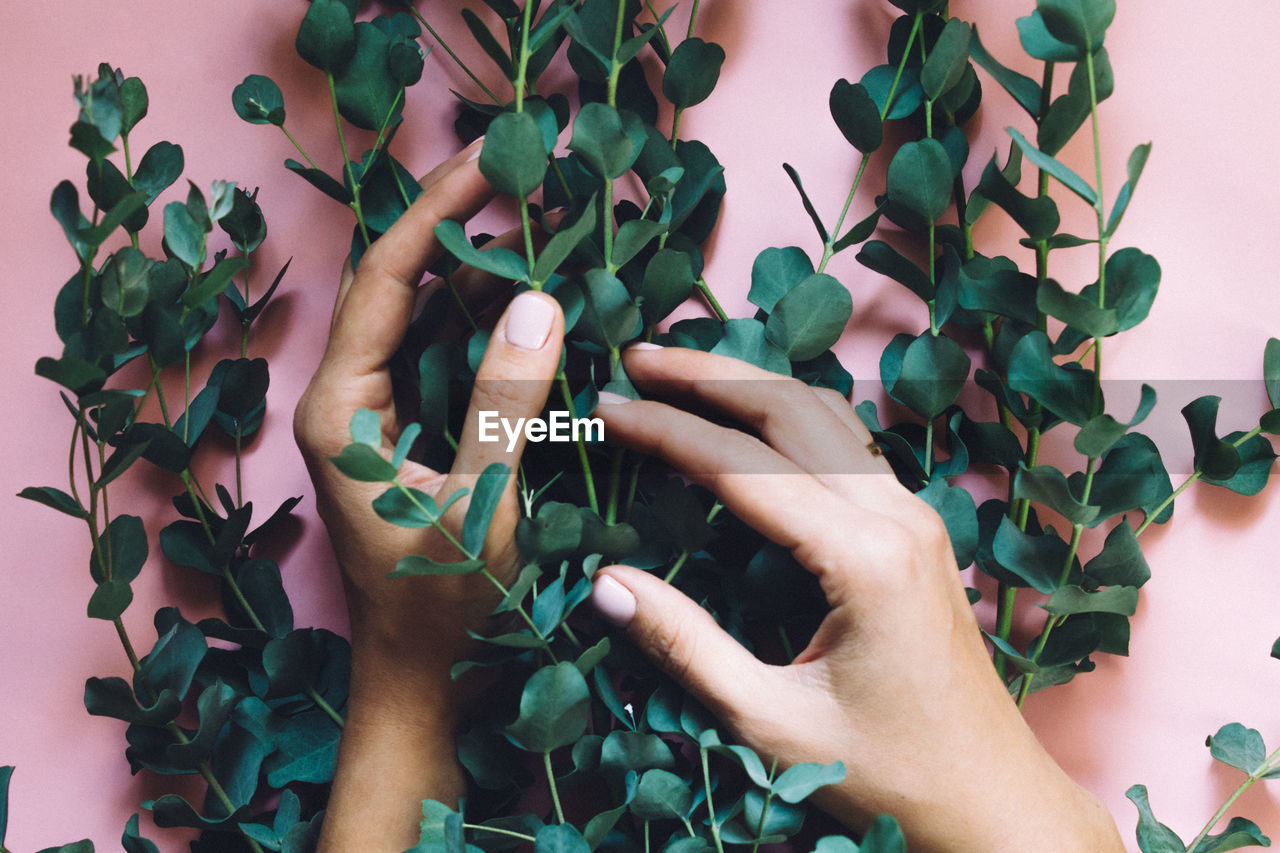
[{"left": 590, "top": 346, "right": 1123, "bottom": 853}]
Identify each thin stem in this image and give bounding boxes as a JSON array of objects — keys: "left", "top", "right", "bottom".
[
  {"left": 605, "top": 447, "right": 625, "bottom": 524},
  {"left": 412, "top": 7, "right": 503, "bottom": 105},
  {"left": 234, "top": 425, "right": 244, "bottom": 507},
  {"left": 1185, "top": 745, "right": 1280, "bottom": 852},
  {"left": 544, "top": 750, "right": 566, "bottom": 824},
  {"left": 1135, "top": 427, "right": 1263, "bottom": 537},
  {"left": 514, "top": 0, "right": 535, "bottom": 110},
  {"left": 306, "top": 686, "right": 346, "bottom": 728},
  {"left": 519, "top": 197, "right": 538, "bottom": 277},
  {"left": 817, "top": 12, "right": 920, "bottom": 274},
  {"left": 462, "top": 824, "right": 538, "bottom": 843},
  {"left": 278, "top": 125, "right": 320, "bottom": 171},
  {"left": 700, "top": 747, "right": 726, "bottom": 853},
  {"left": 558, "top": 374, "right": 600, "bottom": 514},
  {"left": 695, "top": 278, "right": 728, "bottom": 322},
  {"left": 923, "top": 418, "right": 934, "bottom": 479},
  {"left": 326, "top": 73, "right": 371, "bottom": 248}
]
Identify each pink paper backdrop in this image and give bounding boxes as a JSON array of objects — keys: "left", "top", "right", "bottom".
[{"left": 2, "top": 0, "right": 1277, "bottom": 848}]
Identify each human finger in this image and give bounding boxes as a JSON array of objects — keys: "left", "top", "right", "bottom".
[
  {"left": 591, "top": 566, "right": 774, "bottom": 728},
  {"left": 593, "top": 394, "right": 880, "bottom": 555},
  {"left": 620, "top": 346, "right": 901, "bottom": 499},
  {"left": 323, "top": 142, "right": 493, "bottom": 377},
  {"left": 444, "top": 291, "right": 565, "bottom": 486}
]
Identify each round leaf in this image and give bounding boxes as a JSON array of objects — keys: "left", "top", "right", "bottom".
[
  {"left": 505, "top": 662, "right": 591, "bottom": 752},
  {"left": 662, "top": 38, "right": 725, "bottom": 109},
  {"left": 481, "top": 111, "right": 549, "bottom": 198},
  {"left": 232, "top": 75, "right": 286, "bottom": 126},
  {"left": 886, "top": 138, "right": 952, "bottom": 223},
  {"left": 764, "top": 273, "right": 852, "bottom": 361},
  {"left": 829, "top": 79, "right": 882, "bottom": 153}
]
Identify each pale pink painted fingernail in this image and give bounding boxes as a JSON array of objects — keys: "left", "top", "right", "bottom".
[
  {"left": 505, "top": 293, "right": 554, "bottom": 350},
  {"left": 628, "top": 342, "right": 662, "bottom": 351},
  {"left": 592, "top": 575, "right": 636, "bottom": 627},
  {"left": 596, "top": 391, "right": 632, "bottom": 406},
  {"left": 465, "top": 137, "right": 485, "bottom": 162}
]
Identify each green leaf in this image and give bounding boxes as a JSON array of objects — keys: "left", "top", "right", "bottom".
[
  {"left": 462, "top": 7, "right": 515, "bottom": 79},
  {"left": 132, "top": 141, "right": 184, "bottom": 203},
  {"left": 1126, "top": 785, "right": 1186, "bottom": 853},
  {"left": 969, "top": 26, "right": 1040, "bottom": 115},
  {"left": 505, "top": 662, "right": 591, "bottom": 752},
  {"left": 332, "top": 22, "right": 402, "bottom": 131},
  {"left": 1094, "top": 247, "right": 1160, "bottom": 331},
  {"left": 1013, "top": 464, "right": 1100, "bottom": 526},
  {"left": 533, "top": 196, "right": 598, "bottom": 284},
  {"left": 349, "top": 407, "right": 382, "bottom": 448},
  {"left": 1017, "top": 11, "right": 1080, "bottom": 61},
  {"left": 570, "top": 102, "right": 646, "bottom": 180},
  {"left": 974, "top": 152, "right": 1060, "bottom": 241},
  {"left": 1007, "top": 330, "right": 1097, "bottom": 425},
  {"left": 917, "top": 479, "right": 979, "bottom": 569},
  {"left": 1207, "top": 723, "right": 1268, "bottom": 775},
  {"left": 921, "top": 18, "right": 972, "bottom": 101},
  {"left": 435, "top": 220, "right": 530, "bottom": 282},
  {"left": 232, "top": 75, "right": 286, "bottom": 126},
  {"left": 782, "top": 163, "right": 829, "bottom": 242},
  {"left": 1107, "top": 143, "right": 1152, "bottom": 236},
  {"left": 749, "top": 247, "right": 815, "bottom": 313},
  {"left": 535, "top": 824, "right": 590, "bottom": 853},
  {"left": 1075, "top": 385, "right": 1156, "bottom": 458},
  {"left": 373, "top": 486, "right": 445, "bottom": 529},
  {"left": 831, "top": 203, "right": 884, "bottom": 253},
  {"left": 330, "top": 443, "right": 397, "bottom": 482},
  {"left": 764, "top": 274, "right": 852, "bottom": 362},
  {"left": 481, "top": 111, "right": 550, "bottom": 198},
  {"left": 662, "top": 38, "right": 725, "bottom": 108},
  {"left": 578, "top": 268, "right": 642, "bottom": 349},
  {"left": 0, "top": 766, "right": 11, "bottom": 847},
  {"left": 18, "top": 486, "right": 87, "bottom": 519},
  {"left": 886, "top": 138, "right": 952, "bottom": 223},
  {"left": 1084, "top": 520, "right": 1151, "bottom": 587},
  {"left": 991, "top": 516, "right": 1069, "bottom": 594},
  {"left": 166, "top": 680, "right": 238, "bottom": 768},
  {"left": 1202, "top": 431, "right": 1276, "bottom": 497},
  {"left": 297, "top": 0, "right": 356, "bottom": 71},
  {"left": 711, "top": 319, "right": 791, "bottom": 376},
  {"left": 1042, "top": 585, "right": 1138, "bottom": 616},
  {"left": 119, "top": 75, "right": 148, "bottom": 133},
  {"left": 1037, "top": 0, "right": 1115, "bottom": 52},
  {"left": 1182, "top": 397, "right": 1241, "bottom": 481},
  {"left": 829, "top": 79, "right": 882, "bottom": 153},
  {"left": 183, "top": 256, "right": 249, "bottom": 309},
  {"left": 463, "top": 463, "right": 510, "bottom": 555},
  {"left": 1008, "top": 128, "right": 1097, "bottom": 205},
  {"left": 1265, "top": 339, "right": 1280, "bottom": 410},
  {"left": 1192, "top": 818, "right": 1271, "bottom": 853},
  {"left": 638, "top": 248, "right": 695, "bottom": 326},
  {"left": 1037, "top": 278, "right": 1118, "bottom": 338},
  {"left": 856, "top": 240, "right": 933, "bottom": 301},
  {"left": 78, "top": 193, "right": 148, "bottom": 247},
  {"left": 772, "top": 761, "right": 846, "bottom": 803},
  {"left": 36, "top": 355, "right": 106, "bottom": 396},
  {"left": 631, "top": 768, "right": 694, "bottom": 820},
  {"left": 285, "top": 159, "right": 352, "bottom": 204},
  {"left": 889, "top": 332, "right": 970, "bottom": 419},
  {"left": 390, "top": 555, "right": 486, "bottom": 578},
  {"left": 611, "top": 218, "right": 667, "bottom": 269},
  {"left": 163, "top": 201, "right": 205, "bottom": 268}
]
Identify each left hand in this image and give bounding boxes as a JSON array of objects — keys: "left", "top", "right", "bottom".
[{"left": 294, "top": 143, "right": 566, "bottom": 850}]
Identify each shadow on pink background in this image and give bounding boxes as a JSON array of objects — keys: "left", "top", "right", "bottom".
[{"left": 1, "top": 0, "right": 1277, "bottom": 849}]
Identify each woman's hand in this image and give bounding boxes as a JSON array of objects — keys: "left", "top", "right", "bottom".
[
  {"left": 294, "top": 143, "right": 566, "bottom": 850},
  {"left": 590, "top": 345, "right": 1124, "bottom": 853}
]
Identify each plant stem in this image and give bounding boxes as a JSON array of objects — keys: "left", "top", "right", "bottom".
[
  {"left": 462, "top": 824, "right": 538, "bottom": 843},
  {"left": 695, "top": 277, "right": 728, "bottom": 322},
  {"left": 558, "top": 374, "right": 600, "bottom": 514},
  {"left": 817, "top": 12, "right": 920, "bottom": 274},
  {"left": 326, "top": 73, "right": 371, "bottom": 248},
  {"left": 1135, "top": 427, "right": 1263, "bottom": 537},
  {"left": 544, "top": 750, "right": 566, "bottom": 823},
  {"left": 699, "top": 746, "right": 727, "bottom": 853},
  {"left": 1185, "top": 745, "right": 1280, "bottom": 852},
  {"left": 306, "top": 686, "right": 346, "bottom": 728},
  {"left": 605, "top": 447, "right": 625, "bottom": 524},
  {"left": 412, "top": 7, "right": 503, "bottom": 105},
  {"left": 278, "top": 125, "right": 320, "bottom": 171}
]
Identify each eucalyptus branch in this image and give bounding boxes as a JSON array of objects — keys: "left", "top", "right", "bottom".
[
  {"left": 325, "top": 72, "right": 371, "bottom": 247},
  {"left": 1185, "top": 745, "right": 1280, "bottom": 852},
  {"left": 411, "top": 7, "right": 503, "bottom": 105}
]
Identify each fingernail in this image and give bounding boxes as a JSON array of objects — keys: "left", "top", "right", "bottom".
[
  {"left": 592, "top": 575, "right": 636, "bottom": 627},
  {"left": 504, "top": 293, "right": 554, "bottom": 350},
  {"left": 465, "top": 137, "right": 485, "bottom": 163},
  {"left": 628, "top": 342, "right": 662, "bottom": 351},
  {"left": 596, "top": 391, "right": 632, "bottom": 406}
]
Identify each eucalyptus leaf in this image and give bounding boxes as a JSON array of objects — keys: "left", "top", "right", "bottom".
[{"left": 505, "top": 662, "right": 591, "bottom": 752}]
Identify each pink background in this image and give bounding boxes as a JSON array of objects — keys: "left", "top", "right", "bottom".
[{"left": 2, "top": 0, "right": 1278, "bottom": 848}]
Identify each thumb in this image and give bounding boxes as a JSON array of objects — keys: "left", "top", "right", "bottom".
[{"left": 592, "top": 565, "right": 767, "bottom": 726}]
